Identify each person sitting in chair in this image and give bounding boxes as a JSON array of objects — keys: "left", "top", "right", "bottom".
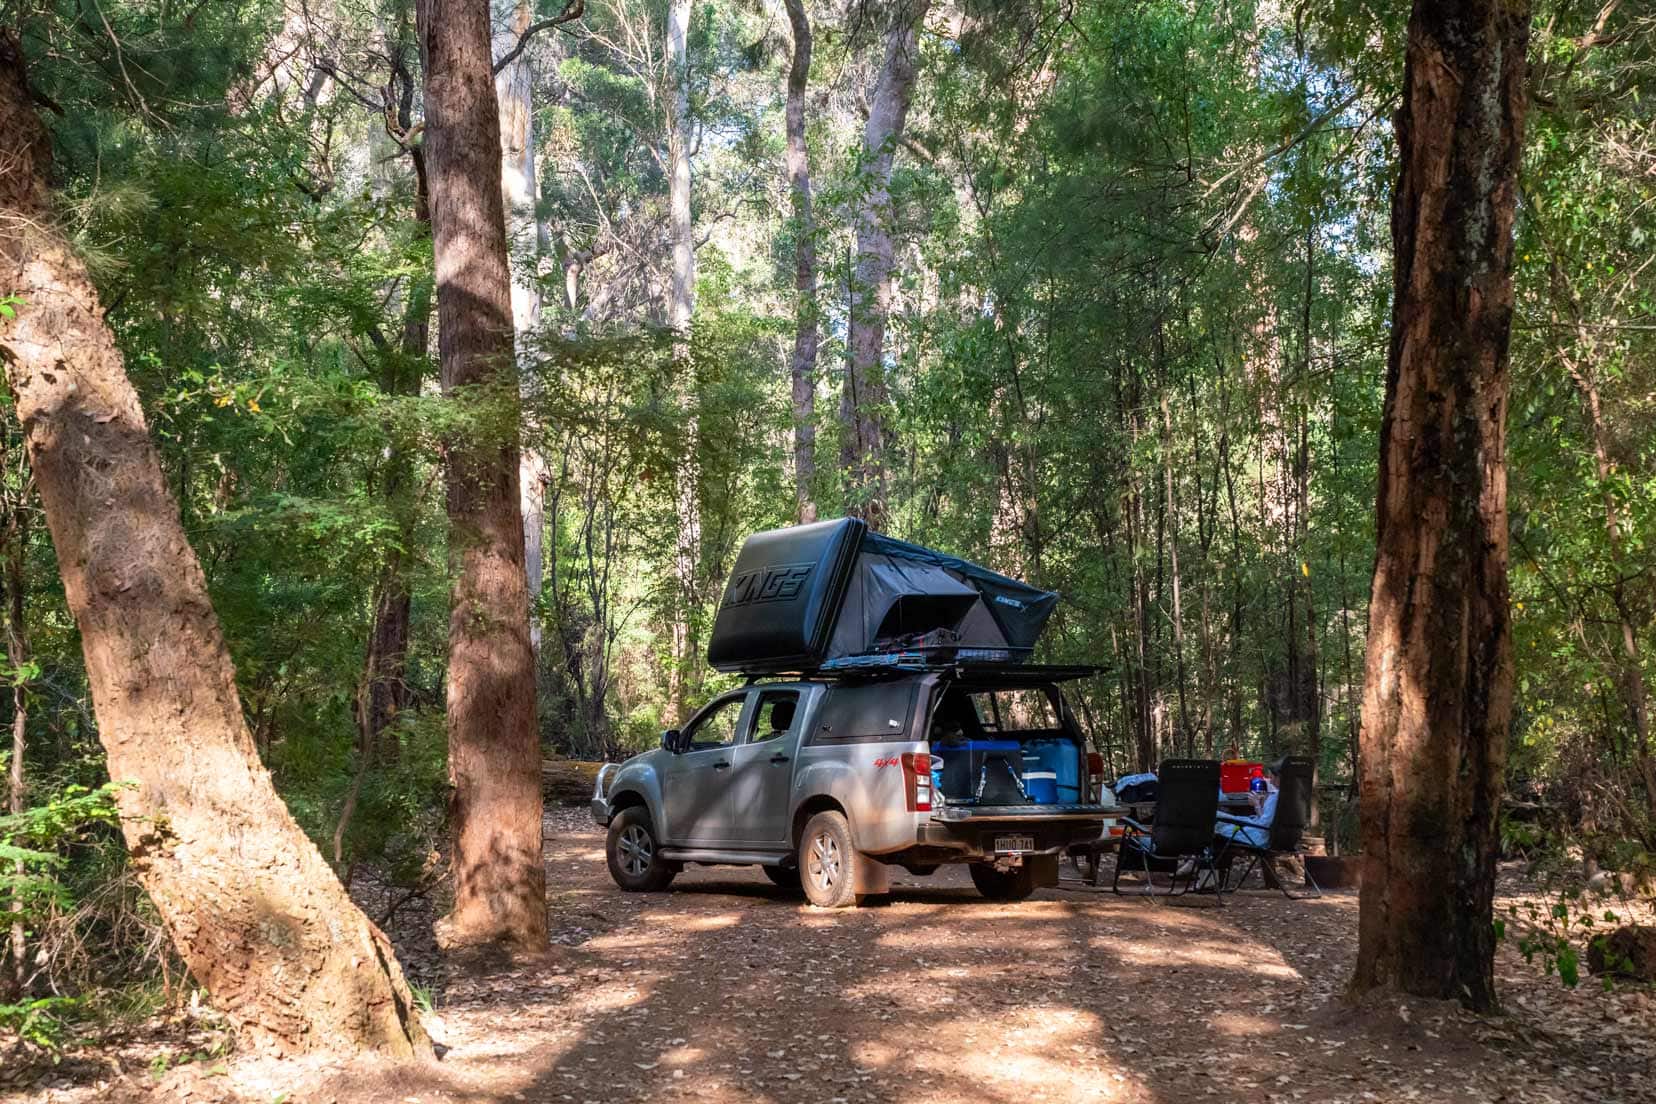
[
  {"left": 1214, "top": 757, "right": 1283, "bottom": 848},
  {"left": 1188, "top": 758, "right": 1283, "bottom": 889}
]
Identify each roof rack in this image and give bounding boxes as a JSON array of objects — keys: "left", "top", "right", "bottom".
[{"left": 745, "top": 658, "right": 1104, "bottom": 685}]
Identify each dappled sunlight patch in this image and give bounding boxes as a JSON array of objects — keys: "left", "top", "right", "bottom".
[
  {"left": 1106, "top": 936, "right": 1299, "bottom": 980},
  {"left": 1208, "top": 1010, "right": 1280, "bottom": 1036},
  {"left": 658, "top": 1043, "right": 706, "bottom": 1068},
  {"left": 898, "top": 1008, "right": 1132, "bottom": 1102},
  {"left": 877, "top": 923, "right": 1072, "bottom": 955},
  {"left": 636, "top": 909, "right": 744, "bottom": 932}
]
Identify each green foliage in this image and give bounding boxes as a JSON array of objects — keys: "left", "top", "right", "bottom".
[
  {"left": 1506, "top": 893, "right": 1634, "bottom": 992},
  {"left": 0, "top": 996, "right": 84, "bottom": 1051},
  {"left": 0, "top": 784, "right": 126, "bottom": 922}
]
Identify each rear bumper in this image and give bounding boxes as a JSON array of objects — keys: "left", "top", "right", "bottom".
[{"left": 910, "top": 803, "right": 1120, "bottom": 862}]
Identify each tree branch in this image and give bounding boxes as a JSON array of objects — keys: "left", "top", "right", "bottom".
[{"left": 492, "top": 0, "right": 586, "bottom": 75}]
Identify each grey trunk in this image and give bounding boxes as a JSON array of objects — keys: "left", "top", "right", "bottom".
[{"left": 842, "top": 0, "right": 930, "bottom": 529}]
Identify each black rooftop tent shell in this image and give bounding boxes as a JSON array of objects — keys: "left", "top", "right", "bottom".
[{"left": 705, "top": 518, "right": 1062, "bottom": 675}]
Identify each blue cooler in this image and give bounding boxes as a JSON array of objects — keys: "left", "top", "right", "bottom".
[
  {"left": 1022, "top": 739, "right": 1083, "bottom": 803},
  {"left": 1022, "top": 770, "right": 1059, "bottom": 803}
]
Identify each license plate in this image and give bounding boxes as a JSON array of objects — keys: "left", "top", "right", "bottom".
[{"left": 994, "top": 835, "right": 1036, "bottom": 854}]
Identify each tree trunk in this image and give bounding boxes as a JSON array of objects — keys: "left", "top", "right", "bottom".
[
  {"left": 363, "top": 25, "right": 431, "bottom": 766},
  {"left": 417, "top": 0, "right": 547, "bottom": 951},
  {"left": 4, "top": 495, "right": 26, "bottom": 996},
  {"left": 666, "top": 0, "right": 694, "bottom": 337},
  {"left": 663, "top": 0, "right": 701, "bottom": 719},
  {"left": 494, "top": 0, "right": 549, "bottom": 656},
  {"left": 842, "top": 0, "right": 930, "bottom": 529},
  {"left": 1537, "top": 242, "right": 1655, "bottom": 792},
  {"left": 784, "top": 0, "right": 818, "bottom": 524},
  {"left": 0, "top": 36, "right": 427, "bottom": 1055},
  {"left": 1350, "top": 0, "right": 1529, "bottom": 1013}
]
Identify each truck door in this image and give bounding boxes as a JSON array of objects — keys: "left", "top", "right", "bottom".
[
  {"left": 662, "top": 690, "right": 753, "bottom": 845},
  {"left": 725, "top": 689, "right": 805, "bottom": 848}
]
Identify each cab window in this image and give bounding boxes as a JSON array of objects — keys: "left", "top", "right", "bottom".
[
  {"left": 746, "top": 691, "right": 800, "bottom": 743},
  {"left": 684, "top": 695, "right": 745, "bottom": 751}
]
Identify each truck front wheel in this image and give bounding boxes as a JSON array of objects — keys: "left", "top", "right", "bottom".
[
  {"left": 799, "top": 811, "right": 857, "bottom": 909},
  {"left": 969, "top": 861, "right": 1037, "bottom": 901},
  {"left": 606, "top": 807, "right": 676, "bottom": 892}
]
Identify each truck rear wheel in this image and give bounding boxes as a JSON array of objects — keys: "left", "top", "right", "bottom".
[
  {"left": 799, "top": 811, "right": 857, "bottom": 909},
  {"left": 606, "top": 807, "right": 676, "bottom": 892},
  {"left": 969, "top": 861, "right": 1037, "bottom": 901}
]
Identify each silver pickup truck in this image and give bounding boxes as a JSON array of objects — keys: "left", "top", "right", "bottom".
[{"left": 591, "top": 665, "right": 1118, "bottom": 907}]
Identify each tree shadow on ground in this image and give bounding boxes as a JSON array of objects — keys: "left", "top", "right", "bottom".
[{"left": 298, "top": 832, "right": 1652, "bottom": 1104}]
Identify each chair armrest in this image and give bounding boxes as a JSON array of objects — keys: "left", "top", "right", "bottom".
[{"left": 1215, "top": 813, "right": 1253, "bottom": 826}]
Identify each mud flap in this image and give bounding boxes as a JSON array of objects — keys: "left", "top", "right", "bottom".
[
  {"left": 852, "top": 851, "right": 891, "bottom": 899},
  {"left": 1027, "top": 853, "right": 1059, "bottom": 888}
]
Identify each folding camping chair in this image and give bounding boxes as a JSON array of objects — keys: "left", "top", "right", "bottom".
[
  {"left": 1112, "top": 759, "right": 1223, "bottom": 905},
  {"left": 1214, "top": 756, "right": 1322, "bottom": 899}
]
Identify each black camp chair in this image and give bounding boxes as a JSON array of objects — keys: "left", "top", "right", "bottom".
[
  {"left": 1112, "top": 759, "right": 1223, "bottom": 905},
  {"left": 1213, "top": 756, "right": 1322, "bottom": 899}
]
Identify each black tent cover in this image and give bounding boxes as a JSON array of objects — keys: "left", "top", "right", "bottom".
[{"left": 706, "top": 518, "right": 1060, "bottom": 674}]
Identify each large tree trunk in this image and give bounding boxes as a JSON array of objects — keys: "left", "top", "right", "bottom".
[
  {"left": 0, "top": 36, "right": 427, "bottom": 1055},
  {"left": 1350, "top": 0, "right": 1529, "bottom": 1013},
  {"left": 783, "top": 0, "right": 818, "bottom": 524},
  {"left": 841, "top": 0, "right": 929, "bottom": 529},
  {"left": 417, "top": 0, "right": 547, "bottom": 951}
]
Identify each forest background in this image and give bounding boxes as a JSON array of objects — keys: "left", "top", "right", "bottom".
[{"left": 0, "top": 0, "right": 1651, "bottom": 1036}]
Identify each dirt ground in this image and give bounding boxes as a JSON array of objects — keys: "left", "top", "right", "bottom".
[{"left": 13, "top": 808, "right": 1656, "bottom": 1104}]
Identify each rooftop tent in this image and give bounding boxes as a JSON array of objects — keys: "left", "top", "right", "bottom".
[
  {"left": 859, "top": 532, "right": 1059, "bottom": 654},
  {"left": 706, "top": 518, "right": 1061, "bottom": 674},
  {"left": 704, "top": 517, "right": 866, "bottom": 673}
]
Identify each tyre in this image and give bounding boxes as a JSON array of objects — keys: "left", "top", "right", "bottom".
[
  {"left": 606, "top": 806, "right": 676, "bottom": 892},
  {"left": 969, "top": 861, "right": 1038, "bottom": 901},
  {"left": 762, "top": 865, "right": 802, "bottom": 892},
  {"left": 799, "top": 810, "right": 858, "bottom": 909}
]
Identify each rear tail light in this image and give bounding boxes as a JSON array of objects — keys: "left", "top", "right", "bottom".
[
  {"left": 901, "top": 752, "right": 932, "bottom": 813},
  {"left": 1086, "top": 752, "right": 1106, "bottom": 804}
]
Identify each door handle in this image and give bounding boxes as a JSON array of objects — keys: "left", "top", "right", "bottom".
[
  {"left": 712, "top": 760, "right": 731, "bottom": 770},
  {"left": 769, "top": 754, "right": 791, "bottom": 764}
]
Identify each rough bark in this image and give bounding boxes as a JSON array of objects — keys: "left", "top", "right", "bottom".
[
  {"left": 417, "top": 0, "right": 547, "bottom": 951},
  {"left": 1350, "top": 0, "right": 1529, "bottom": 1013},
  {"left": 784, "top": 0, "right": 818, "bottom": 524},
  {"left": 842, "top": 0, "right": 930, "bottom": 529},
  {"left": 0, "top": 35, "right": 427, "bottom": 1055}
]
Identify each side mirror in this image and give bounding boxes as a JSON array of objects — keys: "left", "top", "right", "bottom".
[{"left": 661, "top": 728, "right": 682, "bottom": 753}]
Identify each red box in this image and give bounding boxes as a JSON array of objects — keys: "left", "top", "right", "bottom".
[{"left": 1220, "top": 760, "right": 1265, "bottom": 793}]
